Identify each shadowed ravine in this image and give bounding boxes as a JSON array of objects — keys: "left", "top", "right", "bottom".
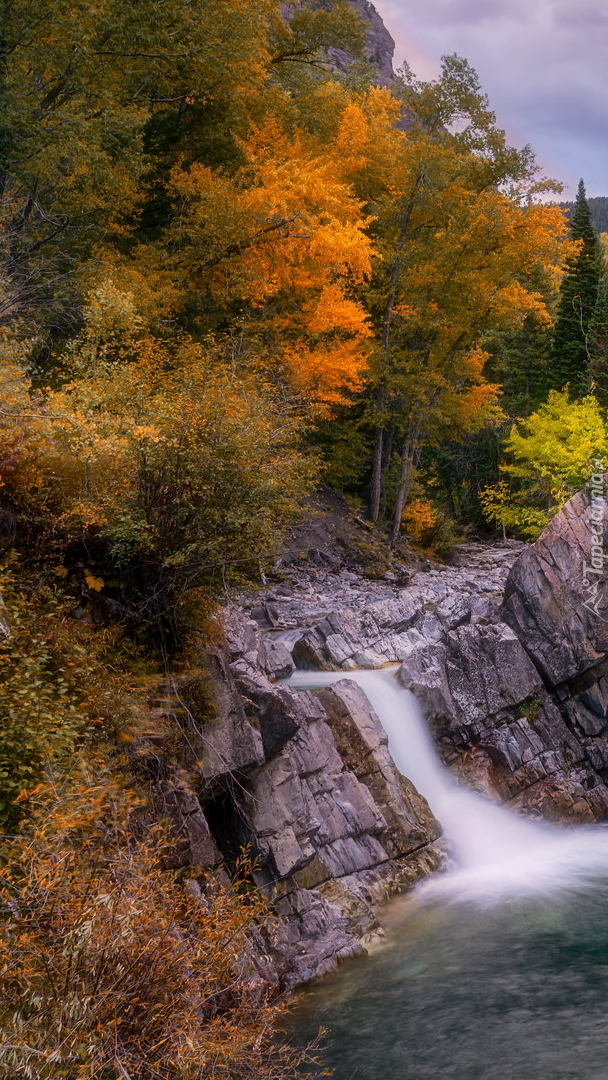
[{"left": 284, "top": 667, "right": 608, "bottom": 1079}]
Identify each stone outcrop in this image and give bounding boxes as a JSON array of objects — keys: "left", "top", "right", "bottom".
[
  {"left": 243, "top": 675, "right": 440, "bottom": 987},
  {"left": 329, "top": 0, "right": 395, "bottom": 85},
  {"left": 399, "top": 620, "right": 608, "bottom": 822},
  {"left": 351, "top": 0, "right": 395, "bottom": 83},
  {"left": 168, "top": 483, "right": 608, "bottom": 987},
  {"left": 502, "top": 484, "right": 608, "bottom": 683},
  {"left": 167, "top": 631, "right": 441, "bottom": 990},
  {"left": 257, "top": 488, "right": 608, "bottom": 825}
]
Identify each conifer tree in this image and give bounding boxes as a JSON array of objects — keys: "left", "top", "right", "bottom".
[
  {"left": 590, "top": 271, "right": 608, "bottom": 408},
  {"left": 548, "top": 179, "right": 602, "bottom": 394}
]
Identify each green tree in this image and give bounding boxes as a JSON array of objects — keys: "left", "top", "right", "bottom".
[
  {"left": 485, "top": 306, "right": 553, "bottom": 418},
  {"left": 548, "top": 179, "right": 602, "bottom": 394},
  {"left": 0, "top": 0, "right": 366, "bottom": 340},
  {"left": 480, "top": 389, "right": 608, "bottom": 537},
  {"left": 590, "top": 269, "right": 608, "bottom": 408}
]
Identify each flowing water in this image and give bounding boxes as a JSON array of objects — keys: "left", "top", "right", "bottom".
[{"left": 283, "top": 666, "right": 608, "bottom": 1079}]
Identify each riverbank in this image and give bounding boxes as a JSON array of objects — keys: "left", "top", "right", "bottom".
[{"left": 199, "top": 482, "right": 608, "bottom": 989}]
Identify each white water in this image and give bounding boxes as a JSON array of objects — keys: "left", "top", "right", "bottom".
[{"left": 286, "top": 665, "right": 608, "bottom": 904}]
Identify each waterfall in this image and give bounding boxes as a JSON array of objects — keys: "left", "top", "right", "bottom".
[{"left": 286, "top": 666, "right": 608, "bottom": 903}]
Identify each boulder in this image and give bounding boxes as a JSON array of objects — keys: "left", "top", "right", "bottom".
[
  {"left": 316, "top": 680, "right": 440, "bottom": 856},
  {"left": 245, "top": 681, "right": 439, "bottom": 889},
  {"left": 400, "top": 622, "right": 542, "bottom": 730},
  {"left": 259, "top": 637, "right": 295, "bottom": 681},
  {"left": 503, "top": 481, "right": 608, "bottom": 685}
]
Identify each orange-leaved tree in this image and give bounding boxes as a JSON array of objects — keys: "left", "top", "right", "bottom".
[
  {"left": 361, "top": 56, "right": 570, "bottom": 541},
  {"left": 162, "top": 108, "right": 377, "bottom": 413}
]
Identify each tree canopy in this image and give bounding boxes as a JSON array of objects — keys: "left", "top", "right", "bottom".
[{"left": 548, "top": 179, "right": 603, "bottom": 394}]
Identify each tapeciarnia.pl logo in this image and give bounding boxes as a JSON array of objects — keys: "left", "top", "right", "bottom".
[{"left": 582, "top": 459, "right": 607, "bottom": 619}]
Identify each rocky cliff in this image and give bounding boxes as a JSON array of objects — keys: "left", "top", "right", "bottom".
[
  {"left": 329, "top": 0, "right": 395, "bottom": 84},
  {"left": 163, "top": 633, "right": 441, "bottom": 989},
  {"left": 276, "top": 484, "right": 608, "bottom": 825},
  {"left": 163, "top": 482, "right": 608, "bottom": 989},
  {"left": 401, "top": 484, "right": 608, "bottom": 822}
]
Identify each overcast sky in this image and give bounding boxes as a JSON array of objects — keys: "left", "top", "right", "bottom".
[{"left": 373, "top": 0, "right": 608, "bottom": 199}]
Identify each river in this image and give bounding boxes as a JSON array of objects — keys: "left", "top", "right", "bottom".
[{"left": 284, "top": 667, "right": 608, "bottom": 1079}]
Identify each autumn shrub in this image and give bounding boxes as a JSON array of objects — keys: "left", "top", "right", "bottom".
[
  {"left": 0, "top": 768, "right": 316, "bottom": 1079},
  {"left": 0, "top": 284, "right": 313, "bottom": 618},
  {"left": 399, "top": 495, "right": 464, "bottom": 559},
  {"left": 401, "top": 498, "right": 437, "bottom": 543},
  {"left": 0, "top": 562, "right": 154, "bottom": 828},
  {"left": 0, "top": 572, "right": 89, "bottom": 828}
]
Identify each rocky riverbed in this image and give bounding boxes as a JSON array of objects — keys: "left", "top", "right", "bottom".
[{"left": 162, "top": 485, "right": 608, "bottom": 989}]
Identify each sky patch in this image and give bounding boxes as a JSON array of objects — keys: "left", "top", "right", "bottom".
[{"left": 374, "top": 0, "right": 608, "bottom": 197}]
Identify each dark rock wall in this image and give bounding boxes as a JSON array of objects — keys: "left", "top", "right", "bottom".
[
  {"left": 167, "top": 631, "right": 441, "bottom": 990},
  {"left": 401, "top": 485, "right": 608, "bottom": 822}
]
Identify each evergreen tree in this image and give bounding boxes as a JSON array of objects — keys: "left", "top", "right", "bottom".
[
  {"left": 548, "top": 179, "right": 602, "bottom": 394},
  {"left": 590, "top": 270, "right": 608, "bottom": 407},
  {"left": 485, "top": 313, "right": 552, "bottom": 417}
]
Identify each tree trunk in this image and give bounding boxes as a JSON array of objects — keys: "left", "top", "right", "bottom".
[
  {"left": 368, "top": 385, "right": 385, "bottom": 522},
  {"left": 369, "top": 175, "right": 424, "bottom": 522},
  {"left": 389, "top": 419, "right": 423, "bottom": 546},
  {"left": 389, "top": 444, "right": 415, "bottom": 546},
  {"left": 380, "top": 423, "right": 395, "bottom": 517}
]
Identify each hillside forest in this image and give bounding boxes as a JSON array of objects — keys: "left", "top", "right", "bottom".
[{"left": 1, "top": 1, "right": 608, "bottom": 1077}]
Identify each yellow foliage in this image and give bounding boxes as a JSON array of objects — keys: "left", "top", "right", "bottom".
[
  {"left": 481, "top": 390, "right": 608, "bottom": 537},
  {"left": 401, "top": 498, "right": 437, "bottom": 541},
  {"left": 84, "top": 573, "right": 105, "bottom": 592},
  {"left": 0, "top": 286, "right": 312, "bottom": 607}
]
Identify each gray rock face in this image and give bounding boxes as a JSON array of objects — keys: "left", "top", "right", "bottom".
[
  {"left": 239, "top": 669, "right": 441, "bottom": 986},
  {"left": 172, "top": 484, "right": 608, "bottom": 987},
  {"left": 336, "top": 0, "right": 396, "bottom": 85},
  {"left": 163, "top": 784, "right": 222, "bottom": 870},
  {"left": 503, "top": 482, "right": 608, "bottom": 684},
  {"left": 393, "top": 487, "right": 608, "bottom": 822},
  {"left": 287, "top": 558, "right": 510, "bottom": 671},
  {"left": 173, "top": 633, "right": 441, "bottom": 989},
  {"left": 197, "top": 654, "right": 266, "bottom": 790},
  {"left": 283, "top": 1, "right": 395, "bottom": 88},
  {"left": 234, "top": 511, "right": 608, "bottom": 826},
  {"left": 316, "top": 681, "right": 438, "bottom": 854},
  {"left": 399, "top": 625, "right": 608, "bottom": 823},
  {"left": 259, "top": 638, "right": 295, "bottom": 682},
  {"left": 400, "top": 622, "right": 542, "bottom": 733}
]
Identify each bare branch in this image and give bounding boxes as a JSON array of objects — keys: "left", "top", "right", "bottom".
[{"left": 193, "top": 213, "right": 304, "bottom": 273}]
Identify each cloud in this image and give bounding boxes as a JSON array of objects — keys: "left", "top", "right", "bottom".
[{"left": 373, "top": 0, "right": 608, "bottom": 196}]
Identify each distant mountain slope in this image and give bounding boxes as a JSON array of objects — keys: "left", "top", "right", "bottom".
[{"left": 560, "top": 196, "right": 608, "bottom": 234}]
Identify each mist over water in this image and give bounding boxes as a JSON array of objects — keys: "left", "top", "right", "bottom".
[{"left": 285, "top": 667, "right": 608, "bottom": 1079}]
